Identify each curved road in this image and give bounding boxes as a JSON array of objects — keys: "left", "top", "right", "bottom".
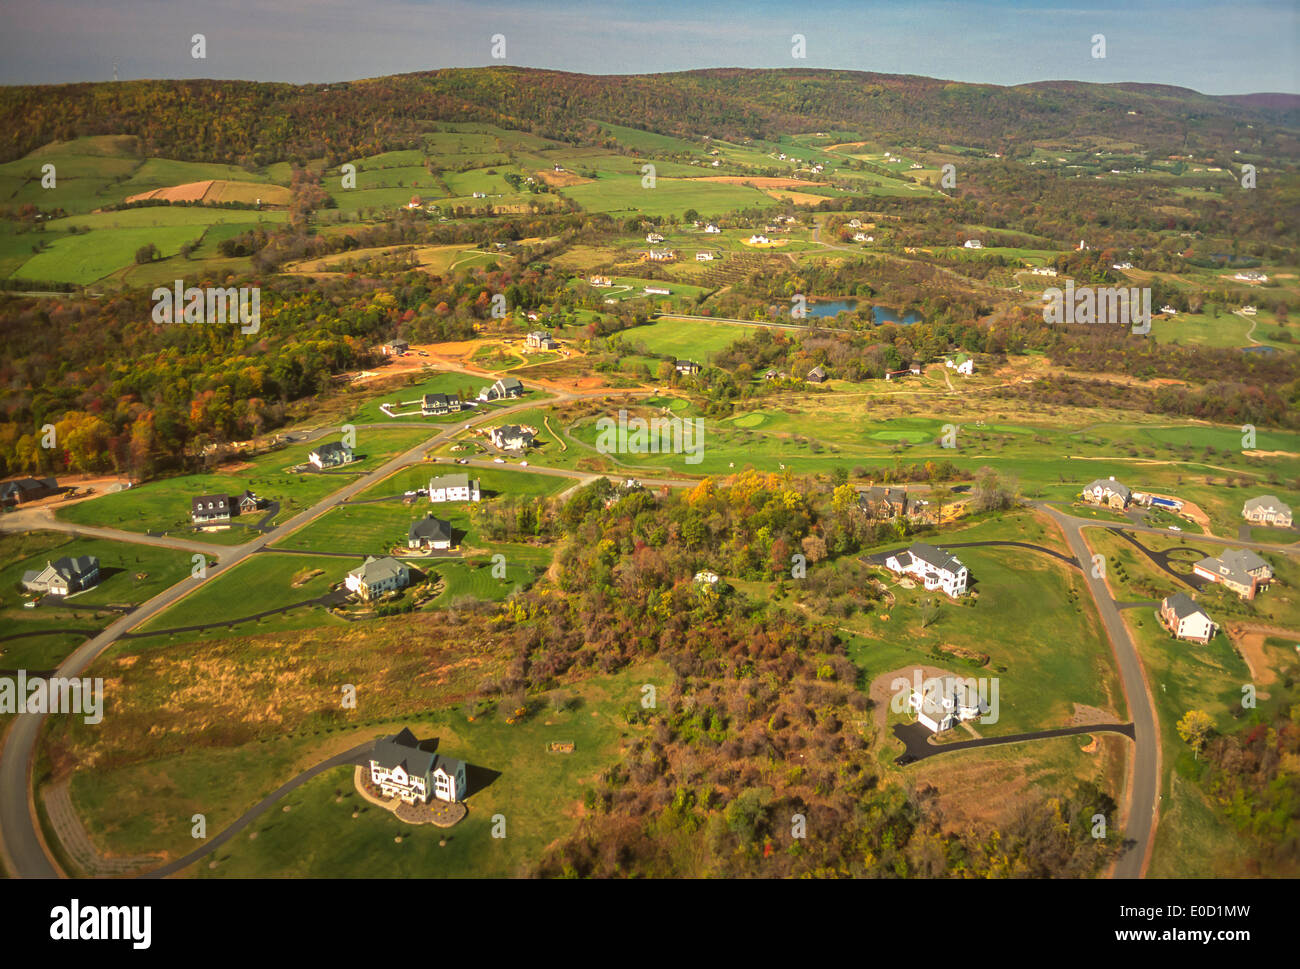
[{"left": 0, "top": 381, "right": 676, "bottom": 879}]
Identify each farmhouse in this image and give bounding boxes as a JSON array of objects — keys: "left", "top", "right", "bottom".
[
  {"left": 643, "top": 286, "right": 671, "bottom": 296},
  {"left": 191, "top": 494, "right": 232, "bottom": 523},
  {"left": 428, "top": 472, "right": 480, "bottom": 503},
  {"left": 368, "top": 728, "right": 467, "bottom": 805},
  {"left": 1030, "top": 266, "right": 1058, "bottom": 276},
  {"left": 1082, "top": 477, "right": 1131, "bottom": 509},
  {"left": 346, "top": 556, "right": 410, "bottom": 599},
  {"left": 704, "top": 223, "right": 721, "bottom": 233},
  {"left": 883, "top": 368, "right": 921, "bottom": 381},
  {"left": 1242, "top": 495, "right": 1293, "bottom": 528},
  {"left": 407, "top": 513, "right": 454, "bottom": 550},
  {"left": 963, "top": 239, "right": 983, "bottom": 249},
  {"left": 853, "top": 233, "right": 874, "bottom": 243},
  {"left": 526, "top": 330, "right": 559, "bottom": 350},
  {"left": 646, "top": 232, "right": 665, "bottom": 244},
  {"left": 748, "top": 234, "right": 770, "bottom": 245},
  {"left": 489, "top": 424, "right": 534, "bottom": 451},
  {"left": 480, "top": 377, "right": 524, "bottom": 401},
  {"left": 309, "top": 442, "right": 355, "bottom": 468},
  {"left": 1193, "top": 548, "right": 1272, "bottom": 600},
  {"left": 910, "top": 678, "right": 986, "bottom": 733},
  {"left": 644, "top": 249, "right": 676, "bottom": 262},
  {"left": 695, "top": 251, "right": 715, "bottom": 261},
  {"left": 675, "top": 359, "right": 701, "bottom": 375},
  {"left": 946, "top": 353, "right": 974, "bottom": 375},
  {"left": 806, "top": 365, "right": 827, "bottom": 383},
  {"left": 21, "top": 555, "right": 100, "bottom": 596},
  {"left": 1234, "top": 271, "right": 1268, "bottom": 283},
  {"left": 694, "top": 570, "right": 720, "bottom": 586},
  {"left": 0, "top": 476, "right": 58, "bottom": 505},
  {"left": 1240, "top": 305, "right": 1257, "bottom": 316},
  {"left": 847, "top": 219, "right": 863, "bottom": 229},
  {"left": 885, "top": 542, "right": 969, "bottom": 598},
  {"left": 1159, "top": 592, "right": 1217, "bottom": 644},
  {"left": 589, "top": 275, "right": 613, "bottom": 287},
  {"left": 421, "top": 393, "right": 462, "bottom": 416}
]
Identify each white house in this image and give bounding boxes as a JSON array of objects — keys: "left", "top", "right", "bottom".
[
  {"left": 589, "top": 275, "right": 613, "bottom": 287},
  {"left": 642, "top": 286, "right": 671, "bottom": 296},
  {"left": 704, "top": 223, "right": 721, "bottom": 234},
  {"left": 695, "top": 251, "right": 715, "bottom": 261},
  {"left": 1243, "top": 495, "right": 1293, "bottom": 528},
  {"left": 945, "top": 353, "right": 974, "bottom": 375},
  {"left": 885, "top": 542, "right": 969, "bottom": 598},
  {"left": 428, "top": 472, "right": 480, "bottom": 503},
  {"left": 346, "top": 556, "right": 410, "bottom": 600},
  {"left": 1030, "top": 266, "right": 1058, "bottom": 276},
  {"left": 22, "top": 555, "right": 100, "bottom": 596},
  {"left": 646, "top": 232, "right": 665, "bottom": 244},
  {"left": 1239, "top": 305, "right": 1257, "bottom": 316},
  {"left": 909, "top": 677, "right": 987, "bottom": 733},
  {"left": 694, "top": 569, "right": 720, "bottom": 586},
  {"left": 1234, "top": 271, "right": 1268, "bottom": 283},
  {"left": 963, "top": 239, "right": 983, "bottom": 249},
  {"left": 1159, "top": 592, "right": 1217, "bottom": 644},
  {"left": 369, "top": 728, "right": 467, "bottom": 805},
  {"left": 309, "top": 442, "right": 354, "bottom": 468},
  {"left": 526, "top": 330, "right": 559, "bottom": 350},
  {"left": 748, "top": 234, "right": 770, "bottom": 245}
]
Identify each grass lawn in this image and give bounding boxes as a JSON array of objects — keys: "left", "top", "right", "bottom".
[{"left": 614, "top": 317, "right": 752, "bottom": 363}]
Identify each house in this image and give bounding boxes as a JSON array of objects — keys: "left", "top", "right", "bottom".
[
  {"left": 1234, "top": 271, "right": 1268, "bottom": 283},
  {"left": 0, "top": 476, "right": 58, "bottom": 505},
  {"left": 236, "top": 490, "right": 263, "bottom": 514},
  {"left": 407, "top": 513, "right": 454, "bottom": 550},
  {"left": 1030, "top": 266, "right": 1058, "bottom": 276},
  {"left": 910, "top": 678, "right": 986, "bottom": 733},
  {"left": 644, "top": 249, "right": 676, "bottom": 262},
  {"left": 480, "top": 377, "right": 524, "bottom": 401},
  {"left": 589, "top": 275, "right": 613, "bottom": 287},
  {"left": 646, "top": 232, "right": 665, "bottom": 244},
  {"left": 704, "top": 223, "right": 721, "bottom": 234},
  {"left": 21, "top": 555, "right": 100, "bottom": 596},
  {"left": 885, "top": 542, "right": 969, "bottom": 598},
  {"left": 405, "top": 196, "right": 422, "bottom": 210},
  {"left": 191, "top": 493, "right": 232, "bottom": 523},
  {"left": 1112, "top": 262, "right": 1134, "bottom": 270},
  {"left": 421, "top": 393, "right": 462, "bottom": 416},
  {"left": 806, "top": 365, "right": 827, "bottom": 383},
  {"left": 309, "top": 442, "right": 354, "bottom": 468},
  {"left": 427, "top": 473, "right": 480, "bottom": 503},
  {"left": 1240, "top": 305, "right": 1257, "bottom": 316},
  {"left": 963, "top": 239, "right": 983, "bottom": 249},
  {"left": 642, "top": 286, "right": 670, "bottom": 296},
  {"left": 1243, "top": 495, "right": 1293, "bottom": 528},
  {"left": 368, "top": 728, "right": 467, "bottom": 805},
  {"left": 1082, "top": 477, "right": 1131, "bottom": 509},
  {"left": 1193, "top": 548, "right": 1272, "bottom": 600},
  {"left": 884, "top": 368, "right": 921, "bottom": 381},
  {"left": 1159, "top": 592, "right": 1217, "bottom": 644},
  {"left": 694, "top": 570, "right": 720, "bottom": 586},
  {"left": 675, "top": 359, "right": 701, "bottom": 375},
  {"left": 847, "top": 218, "right": 863, "bottom": 229},
  {"left": 489, "top": 424, "right": 534, "bottom": 451},
  {"left": 1160, "top": 305, "right": 1178, "bottom": 316},
  {"left": 858, "top": 486, "right": 909, "bottom": 520},
  {"left": 748, "top": 234, "right": 770, "bottom": 245},
  {"left": 853, "top": 232, "right": 874, "bottom": 243},
  {"left": 525, "top": 331, "right": 559, "bottom": 350},
  {"left": 695, "top": 251, "right": 715, "bottom": 261},
  {"left": 346, "top": 556, "right": 410, "bottom": 599},
  {"left": 946, "top": 353, "right": 974, "bottom": 376}
]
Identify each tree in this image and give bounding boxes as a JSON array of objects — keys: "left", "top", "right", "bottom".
[
  {"left": 134, "top": 243, "right": 158, "bottom": 264},
  {"left": 1176, "top": 709, "right": 1214, "bottom": 759}
]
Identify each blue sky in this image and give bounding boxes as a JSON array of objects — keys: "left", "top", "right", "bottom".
[{"left": 2, "top": 0, "right": 1296, "bottom": 93}]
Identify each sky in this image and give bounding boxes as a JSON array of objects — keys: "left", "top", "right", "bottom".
[{"left": 1, "top": 0, "right": 1296, "bottom": 94}]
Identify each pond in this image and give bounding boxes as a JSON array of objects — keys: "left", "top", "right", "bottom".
[{"left": 802, "top": 298, "right": 924, "bottom": 324}]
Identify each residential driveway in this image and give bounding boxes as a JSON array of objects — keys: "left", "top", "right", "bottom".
[{"left": 892, "top": 720, "right": 1135, "bottom": 763}]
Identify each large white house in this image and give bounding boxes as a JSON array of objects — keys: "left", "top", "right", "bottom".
[
  {"left": 910, "top": 677, "right": 987, "bottom": 733},
  {"left": 479, "top": 377, "right": 524, "bottom": 401},
  {"left": 369, "top": 728, "right": 467, "bottom": 805},
  {"left": 428, "top": 472, "right": 480, "bottom": 503},
  {"left": 489, "top": 424, "right": 534, "bottom": 451},
  {"left": 1159, "top": 592, "right": 1217, "bottom": 644},
  {"left": 885, "top": 542, "right": 969, "bottom": 598},
  {"left": 1242, "top": 495, "right": 1293, "bottom": 528},
  {"left": 963, "top": 239, "right": 983, "bottom": 249},
  {"left": 345, "top": 556, "right": 410, "bottom": 599},
  {"left": 945, "top": 353, "right": 974, "bottom": 376}
]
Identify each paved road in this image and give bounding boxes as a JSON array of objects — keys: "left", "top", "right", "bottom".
[
  {"left": 0, "top": 511, "right": 229, "bottom": 556},
  {"left": 1038, "top": 503, "right": 1161, "bottom": 879},
  {"left": 893, "top": 720, "right": 1136, "bottom": 763},
  {"left": 0, "top": 382, "right": 658, "bottom": 879}
]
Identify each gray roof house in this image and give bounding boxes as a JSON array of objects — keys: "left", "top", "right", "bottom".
[
  {"left": 1243, "top": 495, "right": 1293, "bottom": 527},
  {"left": 490, "top": 424, "right": 534, "bottom": 451},
  {"left": 408, "top": 514, "right": 454, "bottom": 550},
  {"left": 309, "top": 441, "right": 354, "bottom": 468},
  {"left": 22, "top": 555, "right": 100, "bottom": 595},
  {"left": 481, "top": 377, "right": 524, "bottom": 401},
  {"left": 191, "top": 493, "right": 232, "bottom": 522},
  {"left": 806, "top": 365, "right": 827, "bottom": 383},
  {"left": 1083, "top": 477, "right": 1132, "bottom": 507},
  {"left": 368, "top": 727, "right": 468, "bottom": 804},
  {"left": 345, "top": 555, "right": 409, "bottom": 599}
]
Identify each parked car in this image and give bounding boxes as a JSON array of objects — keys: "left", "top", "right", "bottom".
[
  {"left": 519, "top": 461, "right": 528, "bottom": 467},
  {"left": 1169, "top": 525, "right": 1181, "bottom": 532},
  {"left": 456, "top": 458, "right": 469, "bottom": 465},
  {"left": 404, "top": 490, "right": 417, "bottom": 497},
  {"left": 493, "top": 457, "right": 505, "bottom": 464}
]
